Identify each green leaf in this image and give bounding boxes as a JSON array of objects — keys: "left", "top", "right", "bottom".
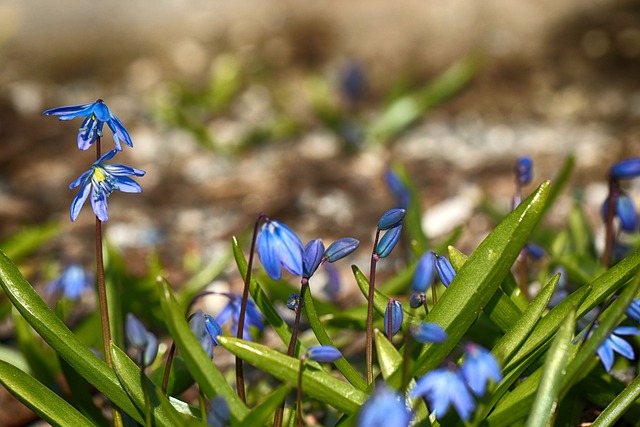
[
  {"left": 0, "top": 359, "right": 94, "bottom": 427},
  {"left": 110, "top": 343, "right": 190, "bottom": 427},
  {"left": 591, "top": 374, "right": 640, "bottom": 427},
  {"left": 492, "top": 273, "right": 559, "bottom": 364},
  {"left": 525, "top": 309, "right": 575, "bottom": 427},
  {"left": 0, "top": 249, "right": 142, "bottom": 423},
  {"left": 218, "top": 336, "right": 368, "bottom": 414},
  {"left": 411, "top": 181, "right": 550, "bottom": 378},
  {"left": 374, "top": 329, "right": 403, "bottom": 380},
  {"left": 237, "top": 384, "right": 291, "bottom": 427},
  {"left": 156, "top": 277, "right": 248, "bottom": 423},
  {"left": 0, "top": 221, "right": 60, "bottom": 262},
  {"left": 178, "top": 249, "right": 232, "bottom": 308},
  {"left": 150, "top": 355, "right": 194, "bottom": 397}
]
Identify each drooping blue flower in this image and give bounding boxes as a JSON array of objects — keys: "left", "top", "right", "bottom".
[
  {"left": 411, "top": 368, "right": 476, "bottom": 421},
  {"left": 204, "top": 314, "right": 223, "bottom": 346},
  {"left": 409, "top": 292, "right": 425, "bottom": 309},
  {"left": 125, "top": 313, "right": 158, "bottom": 366},
  {"left": 215, "top": 293, "right": 264, "bottom": 341},
  {"left": 358, "top": 384, "right": 411, "bottom": 427},
  {"left": 596, "top": 326, "right": 640, "bottom": 372},
  {"left": 627, "top": 298, "right": 640, "bottom": 323},
  {"left": 303, "top": 239, "right": 325, "bottom": 279},
  {"left": 207, "top": 396, "right": 230, "bottom": 427},
  {"left": 411, "top": 251, "right": 436, "bottom": 293},
  {"left": 190, "top": 310, "right": 216, "bottom": 358},
  {"left": 45, "top": 264, "right": 93, "bottom": 300},
  {"left": 377, "top": 208, "right": 406, "bottom": 230},
  {"left": 323, "top": 237, "right": 360, "bottom": 263},
  {"left": 256, "top": 219, "right": 304, "bottom": 280},
  {"left": 376, "top": 224, "right": 402, "bottom": 258},
  {"left": 69, "top": 148, "right": 145, "bottom": 222},
  {"left": 601, "top": 193, "right": 638, "bottom": 232},
  {"left": 43, "top": 99, "right": 134, "bottom": 151},
  {"left": 385, "top": 169, "right": 410, "bottom": 210},
  {"left": 384, "top": 299, "right": 403, "bottom": 338},
  {"left": 435, "top": 254, "right": 456, "bottom": 287},
  {"left": 610, "top": 158, "right": 640, "bottom": 180},
  {"left": 515, "top": 156, "right": 533, "bottom": 185},
  {"left": 411, "top": 322, "right": 447, "bottom": 343},
  {"left": 306, "top": 346, "right": 342, "bottom": 363},
  {"left": 460, "top": 343, "right": 502, "bottom": 396}
]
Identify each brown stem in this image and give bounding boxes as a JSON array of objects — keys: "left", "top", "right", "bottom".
[{"left": 366, "top": 229, "right": 381, "bottom": 385}]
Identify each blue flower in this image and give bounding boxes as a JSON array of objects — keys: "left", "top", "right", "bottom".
[
  {"left": 43, "top": 99, "right": 133, "bottom": 151},
  {"left": 207, "top": 396, "right": 230, "bottom": 427},
  {"left": 339, "top": 61, "right": 367, "bottom": 105},
  {"left": 323, "top": 237, "right": 360, "bottom": 263},
  {"left": 377, "top": 208, "right": 406, "bottom": 230},
  {"left": 384, "top": 299, "right": 403, "bottom": 338},
  {"left": 515, "top": 156, "right": 533, "bottom": 185},
  {"left": 45, "top": 264, "right": 93, "bottom": 300},
  {"left": 601, "top": 193, "right": 638, "bottom": 232},
  {"left": 190, "top": 310, "right": 216, "bottom": 358},
  {"left": 256, "top": 219, "right": 304, "bottom": 280},
  {"left": 460, "top": 343, "right": 502, "bottom": 396},
  {"left": 525, "top": 243, "right": 545, "bottom": 260},
  {"left": 596, "top": 326, "right": 640, "bottom": 372},
  {"left": 627, "top": 298, "right": 640, "bottom": 323},
  {"left": 385, "top": 170, "right": 410, "bottom": 210},
  {"left": 435, "top": 254, "right": 456, "bottom": 287},
  {"left": 411, "top": 368, "right": 476, "bottom": 421},
  {"left": 306, "top": 346, "right": 342, "bottom": 363},
  {"left": 376, "top": 224, "right": 402, "bottom": 258},
  {"left": 411, "top": 322, "right": 447, "bottom": 343},
  {"left": 69, "top": 149, "right": 145, "bottom": 222},
  {"left": 409, "top": 292, "right": 425, "bottom": 309},
  {"left": 610, "top": 158, "right": 640, "bottom": 180},
  {"left": 125, "top": 313, "right": 158, "bottom": 366},
  {"left": 411, "top": 251, "right": 436, "bottom": 293},
  {"left": 216, "top": 293, "right": 264, "bottom": 341},
  {"left": 286, "top": 293, "right": 300, "bottom": 312},
  {"left": 303, "top": 239, "right": 325, "bottom": 279},
  {"left": 358, "top": 384, "right": 411, "bottom": 427}
]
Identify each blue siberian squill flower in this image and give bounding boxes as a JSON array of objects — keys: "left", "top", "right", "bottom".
[
  {"left": 69, "top": 148, "right": 145, "bottom": 222},
  {"left": 601, "top": 192, "right": 638, "bottom": 232},
  {"left": 303, "top": 239, "right": 325, "bottom": 279},
  {"left": 515, "top": 156, "right": 533, "bottom": 185},
  {"left": 306, "top": 346, "right": 342, "bottom": 363},
  {"left": 256, "top": 219, "right": 304, "bottom": 280},
  {"left": 627, "top": 298, "right": 640, "bottom": 323},
  {"left": 460, "top": 343, "right": 502, "bottom": 396},
  {"left": 323, "top": 237, "right": 360, "bottom": 263},
  {"left": 45, "top": 264, "right": 93, "bottom": 300},
  {"left": 434, "top": 254, "right": 456, "bottom": 287},
  {"left": 358, "top": 384, "right": 411, "bottom": 427},
  {"left": 610, "top": 158, "right": 640, "bottom": 180},
  {"left": 525, "top": 243, "right": 545, "bottom": 260},
  {"left": 378, "top": 208, "right": 406, "bottom": 230},
  {"left": 411, "top": 251, "right": 436, "bottom": 293},
  {"left": 43, "top": 99, "right": 134, "bottom": 151},
  {"left": 125, "top": 313, "right": 159, "bottom": 366},
  {"left": 411, "top": 322, "right": 447, "bottom": 343},
  {"left": 207, "top": 396, "right": 230, "bottom": 427},
  {"left": 216, "top": 293, "right": 264, "bottom": 340},
  {"left": 376, "top": 225, "right": 402, "bottom": 258},
  {"left": 409, "top": 292, "right": 425, "bottom": 309},
  {"left": 385, "top": 169, "right": 410, "bottom": 210},
  {"left": 596, "top": 326, "right": 640, "bottom": 372},
  {"left": 411, "top": 367, "right": 476, "bottom": 421},
  {"left": 190, "top": 310, "right": 216, "bottom": 358},
  {"left": 384, "top": 299, "right": 404, "bottom": 338}
]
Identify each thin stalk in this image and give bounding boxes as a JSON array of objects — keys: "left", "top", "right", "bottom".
[
  {"left": 161, "top": 342, "right": 176, "bottom": 394},
  {"left": 236, "top": 213, "right": 264, "bottom": 403},
  {"left": 366, "top": 229, "right": 381, "bottom": 385},
  {"left": 603, "top": 178, "right": 618, "bottom": 268}
]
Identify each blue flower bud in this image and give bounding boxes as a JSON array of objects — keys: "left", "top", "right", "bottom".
[
  {"left": 435, "top": 254, "right": 456, "bottom": 287},
  {"left": 515, "top": 156, "right": 533, "bottom": 185},
  {"left": 303, "top": 239, "right": 325, "bottom": 278},
  {"left": 611, "top": 158, "right": 640, "bottom": 180},
  {"left": 525, "top": 243, "right": 545, "bottom": 260},
  {"left": 411, "top": 251, "right": 436, "bottom": 293},
  {"left": 125, "top": 313, "right": 149, "bottom": 348},
  {"left": 207, "top": 396, "right": 230, "bottom": 427},
  {"left": 602, "top": 193, "right": 638, "bottom": 231},
  {"left": 323, "top": 237, "right": 360, "bottom": 263},
  {"left": 256, "top": 219, "right": 304, "bottom": 280},
  {"left": 411, "top": 322, "right": 447, "bottom": 343},
  {"left": 204, "top": 314, "right": 223, "bottom": 346},
  {"left": 375, "top": 224, "right": 402, "bottom": 258},
  {"left": 409, "top": 292, "right": 425, "bottom": 309},
  {"left": 142, "top": 331, "right": 159, "bottom": 366},
  {"left": 287, "top": 293, "right": 300, "bottom": 311},
  {"left": 306, "top": 346, "right": 342, "bottom": 363},
  {"left": 385, "top": 169, "right": 410, "bottom": 210},
  {"left": 384, "top": 299, "right": 403, "bottom": 338},
  {"left": 377, "top": 208, "right": 406, "bottom": 230}
]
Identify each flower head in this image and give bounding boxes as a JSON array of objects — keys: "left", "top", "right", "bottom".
[
  {"left": 376, "top": 225, "right": 402, "bottom": 258},
  {"left": 601, "top": 192, "right": 638, "bottom": 232},
  {"left": 435, "top": 254, "right": 456, "bottom": 287},
  {"left": 43, "top": 99, "right": 133, "bottom": 151},
  {"left": 306, "top": 346, "right": 342, "bottom": 363},
  {"left": 358, "top": 384, "right": 411, "bottom": 427},
  {"left": 385, "top": 170, "right": 410, "bottom": 210},
  {"left": 189, "top": 310, "right": 217, "bottom": 358},
  {"left": 216, "top": 293, "right": 264, "bottom": 340},
  {"left": 69, "top": 149, "right": 145, "bottom": 222},
  {"left": 610, "top": 158, "right": 640, "bottom": 180},
  {"left": 45, "top": 264, "right": 93, "bottom": 300},
  {"left": 303, "top": 239, "right": 325, "bottom": 279},
  {"left": 256, "top": 219, "right": 304, "bottom": 280},
  {"left": 125, "top": 313, "right": 158, "bottom": 366},
  {"left": 460, "top": 343, "right": 502, "bottom": 396},
  {"left": 515, "top": 156, "right": 533, "bottom": 185},
  {"left": 409, "top": 292, "right": 425, "bottom": 309},
  {"left": 323, "top": 237, "right": 360, "bottom": 263},
  {"left": 411, "top": 368, "right": 476, "bottom": 421},
  {"left": 384, "top": 299, "right": 403, "bottom": 338},
  {"left": 596, "top": 326, "right": 640, "bottom": 372},
  {"left": 411, "top": 251, "right": 436, "bottom": 293},
  {"left": 411, "top": 322, "right": 447, "bottom": 343},
  {"left": 377, "top": 208, "right": 406, "bottom": 230}
]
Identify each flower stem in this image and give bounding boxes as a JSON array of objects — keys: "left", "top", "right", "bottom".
[
  {"left": 603, "top": 178, "right": 619, "bottom": 268},
  {"left": 161, "top": 342, "right": 176, "bottom": 394},
  {"left": 236, "top": 213, "right": 265, "bottom": 403},
  {"left": 366, "top": 228, "right": 381, "bottom": 385}
]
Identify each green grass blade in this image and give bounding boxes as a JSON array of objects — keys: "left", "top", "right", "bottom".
[
  {"left": 374, "top": 329, "right": 402, "bottom": 381},
  {"left": 591, "top": 374, "right": 640, "bottom": 427},
  {"left": 237, "top": 384, "right": 291, "bottom": 427}
]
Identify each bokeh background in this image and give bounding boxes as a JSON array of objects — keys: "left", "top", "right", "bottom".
[{"left": 1, "top": 0, "right": 640, "bottom": 423}]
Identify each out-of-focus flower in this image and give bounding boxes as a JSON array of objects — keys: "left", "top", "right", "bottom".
[
  {"left": 216, "top": 293, "right": 264, "bottom": 340},
  {"left": 460, "top": 343, "right": 502, "bottom": 396},
  {"left": 411, "top": 251, "right": 436, "bottom": 293},
  {"left": 525, "top": 243, "right": 545, "bottom": 260},
  {"left": 323, "top": 237, "right": 360, "bottom": 263},
  {"left": 322, "top": 263, "right": 341, "bottom": 301},
  {"left": 69, "top": 149, "right": 145, "bottom": 222},
  {"left": 339, "top": 61, "right": 367, "bottom": 105},
  {"left": 596, "top": 326, "right": 640, "bottom": 372},
  {"left": 306, "top": 346, "right": 342, "bottom": 363},
  {"left": 190, "top": 310, "right": 216, "bottom": 358},
  {"left": 204, "top": 314, "right": 223, "bottom": 346},
  {"left": 256, "top": 219, "right": 304, "bottom": 280},
  {"left": 377, "top": 209, "right": 406, "bottom": 230},
  {"left": 45, "top": 264, "right": 93, "bottom": 300},
  {"left": 125, "top": 313, "right": 158, "bottom": 366},
  {"left": 287, "top": 293, "right": 300, "bottom": 312},
  {"left": 207, "top": 396, "right": 230, "bottom": 427},
  {"left": 601, "top": 193, "right": 638, "bottom": 232},
  {"left": 358, "top": 384, "right": 411, "bottom": 427},
  {"left": 411, "top": 323, "right": 447, "bottom": 343},
  {"left": 627, "top": 298, "right": 640, "bottom": 323},
  {"left": 376, "top": 225, "right": 402, "bottom": 258},
  {"left": 409, "top": 292, "right": 425, "bottom": 309},
  {"left": 303, "top": 239, "right": 325, "bottom": 279},
  {"left": 435, "top": 254, "right": 456, "bottom": 287},
  {"left": 411, "top": 368, "right": 476, "bottom": 421},
  {"left": 43, "top": 99, "right": 133, "bottom": 151},
  {"left": 610, "top": 158, "right": 640, "bottom": 180},
  {"left": 384, "top": 299, "right": 403, "bottom": 338},
  {"left": 385, "top": 169, "right": 410, "bottom": 210},
  {"left": 515, "top": 156, "right": 533, "bottom": 185}
]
